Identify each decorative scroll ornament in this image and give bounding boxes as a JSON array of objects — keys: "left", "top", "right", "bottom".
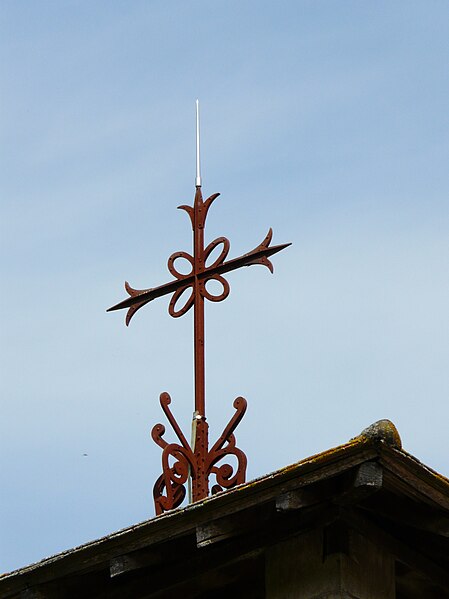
[{"left": 108, "top": 103, "right": 290, "bottom": 514}]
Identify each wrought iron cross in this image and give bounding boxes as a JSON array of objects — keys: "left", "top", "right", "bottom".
[{"left": 108, "top": 102, "right": 290, "bottom": 514}]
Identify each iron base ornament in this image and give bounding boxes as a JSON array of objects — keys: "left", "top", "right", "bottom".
[{"left": 152, "top": 392, "right": 247, "bottom": 514}]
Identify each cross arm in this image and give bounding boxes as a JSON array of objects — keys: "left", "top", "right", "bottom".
[
  {"left": 107, "top": 276, "right": 193, "bottom": 314},
  {"left": 107, "top": 229, "right": 291, "bottom": 323},
  {"left": 211, "top": 237, "right": 291, "bottom": 278}
]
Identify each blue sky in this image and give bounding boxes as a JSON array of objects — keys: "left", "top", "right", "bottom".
[{"left": 1, "top": 1, "right": 449, "bottom": 572}]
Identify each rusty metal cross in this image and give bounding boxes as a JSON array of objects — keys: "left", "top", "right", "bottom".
[{"left": 108, "top": 104, "right": 290, "bottom": 514}]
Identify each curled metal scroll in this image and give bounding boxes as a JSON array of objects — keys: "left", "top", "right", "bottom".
[
  {"left": 152, "top": 393, "right": 195, "bottom": 515},
  {"left": 207, "top": 397, "right": 247, "bottom": 494}
]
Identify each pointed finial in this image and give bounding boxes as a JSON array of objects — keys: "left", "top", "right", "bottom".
[{"left": 195, "top": 99, "right": 201, "bottom": 187}]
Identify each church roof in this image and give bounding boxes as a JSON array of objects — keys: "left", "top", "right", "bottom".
[{"left": 2, "top": 420, "right": 449, "bottom": 598}]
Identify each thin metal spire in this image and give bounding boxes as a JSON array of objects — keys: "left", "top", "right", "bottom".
[{"left": 195, "top": 99, "right": 201, "bottom": 187}]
